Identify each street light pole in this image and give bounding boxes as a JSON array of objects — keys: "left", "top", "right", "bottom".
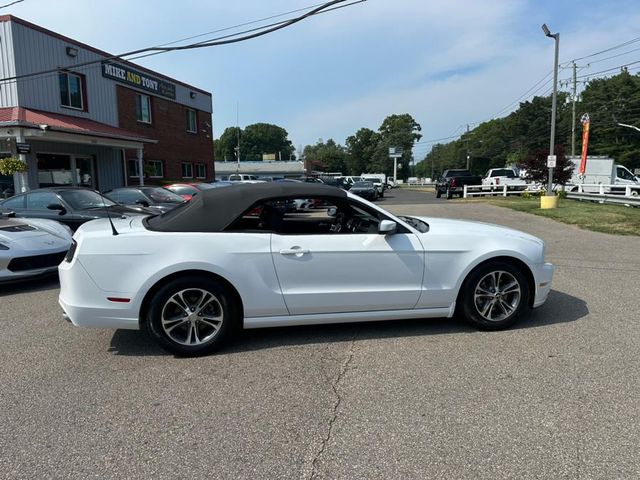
[{"left": 543, "top": 23, "right": 560, "bottom": 195}]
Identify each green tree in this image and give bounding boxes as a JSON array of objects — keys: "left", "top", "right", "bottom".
[
  {"left": 215, "top": 127, "right": 242, "bottom": 162},
  {"left": 368, "top": 114, "right": 422, "bottom": 179},
  {"left": 241, "top": 123, "right": 295, "bottom": 161},
  {"left": 345, "top": 128, "right": 381, "bottom": 175},
  {"left": 214, "top": 123, "right": 294, "bottom": 162}
]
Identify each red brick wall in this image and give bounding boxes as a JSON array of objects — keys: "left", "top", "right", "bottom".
[{"left": 116, "top": 86, "right": 214, "bottom": 183}]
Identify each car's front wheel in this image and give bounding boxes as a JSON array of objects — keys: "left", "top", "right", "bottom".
[
  {"left": 461, "top": 261, "right": 529, "bottom": 330},
  {"left": 146, "top": 276, "right": 238, "bottom": 356}
]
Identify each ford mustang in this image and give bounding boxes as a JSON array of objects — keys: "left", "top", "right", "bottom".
[{"left": 59, "top": 183, "right": 554, "bottom": 356}]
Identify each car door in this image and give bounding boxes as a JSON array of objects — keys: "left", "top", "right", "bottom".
[{"left": 270, "top": 198, "right": 425, "bottom": 315}]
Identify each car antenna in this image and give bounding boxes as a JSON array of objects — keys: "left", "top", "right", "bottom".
[{"left": 102, "top": 192, "right": 119, "bottom": 236}]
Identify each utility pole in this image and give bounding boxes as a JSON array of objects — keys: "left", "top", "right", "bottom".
[
  {"left": 571, "top": 61, "right": 577, "bottom": 156},
  {"left": 542, "top": 24, "right": 560, "bottom": 196},
  {"left": 465, "top": 124, "right": 470, "bottom": 170},
  {"left": 235, "top": 102, "right": 240, "bottom": 174}
]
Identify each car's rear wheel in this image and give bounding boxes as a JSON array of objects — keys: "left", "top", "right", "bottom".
[
  {"left": 461, "top": 261, "right": 529, "bottom": 330},
  {"left": 146, "top": 276, "right": 237, "bottom": 356}
]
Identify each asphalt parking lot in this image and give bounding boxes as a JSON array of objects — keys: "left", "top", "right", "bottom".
[{"left": 1, "top": 188, "right": 639, "bottom": 479}]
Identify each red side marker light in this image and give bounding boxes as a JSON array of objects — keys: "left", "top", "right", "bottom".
[{"left": 107, "top": 297, "right": 131, "bottom": 303}]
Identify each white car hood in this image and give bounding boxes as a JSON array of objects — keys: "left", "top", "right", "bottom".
[{"left": 410, "top": 216, "right": 544, "bottom": 245}]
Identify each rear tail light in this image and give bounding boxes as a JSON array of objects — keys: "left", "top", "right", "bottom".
[
  {"left": 64, "top": 240, "right": 77, "bottom": 263},
  {"left": 496, "top": 177, "right": 500, "bottom": 185}
]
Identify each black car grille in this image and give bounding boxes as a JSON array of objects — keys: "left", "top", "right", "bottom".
[{"left": 7, "top": 251, "right": 67, "bottom": 272}]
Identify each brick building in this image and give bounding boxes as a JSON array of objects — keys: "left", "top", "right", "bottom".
[{"left": 0, "top": 15, "right": 213, "bottom": 197}]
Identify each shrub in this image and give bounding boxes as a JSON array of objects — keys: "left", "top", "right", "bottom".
[{"left": 0, "top": 157, "right": 28, "bottom": 175}]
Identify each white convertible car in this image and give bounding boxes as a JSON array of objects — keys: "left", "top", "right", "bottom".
[
  {"left": 59, "top": 183, "right": 554, "bottom": 356},
  {"left": 1, "top": 215, "right": 72, "bottom": 283}
]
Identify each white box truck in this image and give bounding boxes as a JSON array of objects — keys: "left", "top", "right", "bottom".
[{"left": 568, "top": 156, "right": 639, "bottom": 194}]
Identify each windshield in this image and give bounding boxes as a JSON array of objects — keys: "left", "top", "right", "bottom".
[
  {"left": 491, "top": 169, "right": 516, "bottom": 178},
  {"left": 59, "top": 189, "right": 116, "bottom": 209},
  {"left": 353, "top": 181, "right": 373, "bottom": 188},
  {"left": 141, "top": 187, "right": 185, "bottom": 203}
]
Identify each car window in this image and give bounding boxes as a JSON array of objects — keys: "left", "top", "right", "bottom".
[
  {"left": 59, "top": 190, "right": 115, "bottom": 209},
  {"left": 26, "top": 191, "right": 59, "bottom": 209},
  {"left": 168, "top": 186, "right": 199, "bottom": 196},
  {"left": 1, "top": 195, "right": 26, "bottom": 209},
  {"left": 226, "top": 197, "right": 407, "bottom": 235},
  {"left": 143, "top": 188, "right": 184, "bottom": 203},
  {"left": 617, "top": 166, "right": 634, "bottom": 180},
  {"left": 109, "top": 190, "right": 146, "bottom": 204}
]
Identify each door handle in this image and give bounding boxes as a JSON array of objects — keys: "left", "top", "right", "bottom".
[{"left": 279, "top": 246, "right": 310, "bottom": 256}]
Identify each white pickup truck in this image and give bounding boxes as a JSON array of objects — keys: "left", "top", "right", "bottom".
[{"left": 482, "top": 168, "right": 528, "bottom": 190}]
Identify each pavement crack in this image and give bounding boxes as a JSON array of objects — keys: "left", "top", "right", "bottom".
[{"left": 306, "top": 332, "right": 358, "bottom": 480}]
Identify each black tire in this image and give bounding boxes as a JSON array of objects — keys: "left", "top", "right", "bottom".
[
  {"left": 146, "top": 275, "right": 238, "bottom": 356},
  {"left": 436, "top": 189, "right": 442, "bottom": 198},
  {"left": 446, "top": 187, "right": 453, "bottom": 199},
  {"left": 460, "top": 261, "right": 530, "bottom": 330}
]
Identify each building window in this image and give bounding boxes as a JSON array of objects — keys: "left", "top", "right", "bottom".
[
  {"left": 59, "top": 72, "right": 84, "bottom": 110},
  {"left": 136, "top": 94, "right": 152, "bottom": 123},
  {"left": 147, "top": 160, "right": 163, "bottom": 178},
  {"left": 195, "top": 163, "right": 206, "bottom": 179},
  {"left": 181, "top": 162, "right": 193, "bottom": 178},
  {"left": 128, "top": 160, "right": 140, "bottom": 178},
  {"left": 186, "top": 109, "right": 197, "bottom": 133}
]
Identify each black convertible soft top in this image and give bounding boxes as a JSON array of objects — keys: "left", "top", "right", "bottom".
[{"left": 145, "top": 182, "right": 347, "bottom": 232}]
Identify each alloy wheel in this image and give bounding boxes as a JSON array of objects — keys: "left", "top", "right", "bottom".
[
  {"left": 473, "top": 270, "right": 522, "bottom": 322},
  {"left": 160, "top": 288, "right": 224, "bottom": 346}
]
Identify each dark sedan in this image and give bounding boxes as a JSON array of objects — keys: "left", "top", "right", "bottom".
[
  {"left": 105, "top": 187, "right": 185, "bottom": 214},
  {"left": 0, "top": 187, "right": 154, "bottom": 231},
  {"left": 349, "top": 181, "right": 378, "bottom": 201}
]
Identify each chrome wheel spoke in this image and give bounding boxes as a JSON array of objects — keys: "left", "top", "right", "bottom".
[{"left": 501, "top": 281, "right": 520, "bottom": 294}]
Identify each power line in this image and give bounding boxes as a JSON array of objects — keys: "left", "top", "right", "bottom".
[
  {"left": 574, "top": 60, "right": 640, "bottom": 80},
  {"left": 563, "top": 34, "right": 640, "bottom": 64},
  {"left": 586, "top": 45, "right": 640, "bottom": 65},
  {"left": 0, "top": 0, "right": 364, "bottom": 85},
  {"left": 0, "top": 0, "right": 24, "bottom": 8}
]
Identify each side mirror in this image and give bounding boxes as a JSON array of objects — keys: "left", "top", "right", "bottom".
[
  {"left": 47, "top": 203, "right": 66, "bottom": 215},
  {"left": 136, "top": 199, "right": 150, "bottom": 207},
  {"left": 378, "top": 219, "right": 397, "bottom": 235}
]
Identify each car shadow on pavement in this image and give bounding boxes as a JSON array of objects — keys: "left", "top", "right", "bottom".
[
  {"left": 107, "top": 289, "right": 587, "bottom": 357},
  {"left": 0, "top": 274, "right": 59, "bottom": 297}
]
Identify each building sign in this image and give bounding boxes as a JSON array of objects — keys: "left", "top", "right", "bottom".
[
  {"left": 16, "top": 142, "right": 31, "bottom": 154},
  {"left": 102, "top": 62, "right": 176, "bottom": 99}
]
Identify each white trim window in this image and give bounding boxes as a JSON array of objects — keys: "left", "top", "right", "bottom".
[
  {"left": 186, "top": 108, "right": 197, "bottom": 133},
  {"left": 148, "top": 160, "right": 164, "bottom": 178},
  {"left": 181, "top": 162, "right": 193, "bottom": 178},
  {"left": 195, "top": 163, "right": 206, "bottom": 179},
  {"left": 136, "top": 94, "right": 152, "bottom": 124},
  {"left": 59, "top": 72, "right": 84, "bottom": 110}
]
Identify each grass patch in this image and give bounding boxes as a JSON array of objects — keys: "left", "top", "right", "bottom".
[{"left": 477, "top": 196, "right": 640, "bottom": 236}]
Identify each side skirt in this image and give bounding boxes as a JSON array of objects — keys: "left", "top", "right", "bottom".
[{"left": 244, "top": 307, "right": 454, "bottom": 329}]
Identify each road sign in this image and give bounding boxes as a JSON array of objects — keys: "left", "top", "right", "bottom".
[
  {"left": 389, "top": 147, "right": 403, "bottom": 158},
  {"left": 547, "top": 155, "right": 557, "bottom": 168}
]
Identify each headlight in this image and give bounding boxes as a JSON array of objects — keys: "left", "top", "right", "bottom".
[{"left": 0, "top": 242, "right": 8, "bottom": 250}]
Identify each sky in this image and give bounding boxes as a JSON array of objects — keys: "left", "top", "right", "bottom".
[{"left": 5, "top": 0, "right": 640, "bottom": 160}]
